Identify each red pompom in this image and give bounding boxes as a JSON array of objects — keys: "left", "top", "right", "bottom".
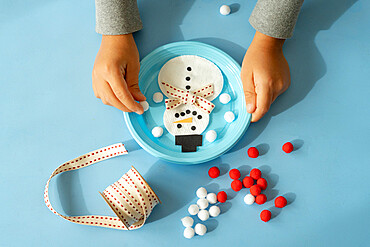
[
  {"left": 243, "top": 176, "right": 254, "bottom": 188},
  {"left": 247, "top": 147, "right": 259, "bottom": 158},
  {"left": 217, "top": 191, "right": 227, "bottom": 203},
  {"left": 256, "top": 178, "right": 268, "bottom": 190},
  {"left": 231, "top": 180, "right": 243, "bottom": 191},
  {"left": 250, "top": 168, "right": 262, "bottom": 180},
  {"left": 282, "top": 142, "right": 294, "bottom": 153},
  {"left": 250, "top": 185, "right": 261, "bottom": 196},
  {"left": 260, "top": 210, "right": 271, "bottom": 222},
  {"left": 229, "top": 169, "right": 241, "bottom": 180},
  {"left": 208, "top": 166, "right": 220, "bottom": 178},
  {"left": 275, "top": 196, "right": 287, "bottom": 208},
  {"left": 255, "top": 194, "right": 267, "bottom": 205}
]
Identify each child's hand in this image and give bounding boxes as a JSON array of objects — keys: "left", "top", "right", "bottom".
[
  {"left": 92, "top": 34, "right": 146, "bottom": 114},
  {"left": 241, "top": 31, "right": 290, "bottom": 122}
]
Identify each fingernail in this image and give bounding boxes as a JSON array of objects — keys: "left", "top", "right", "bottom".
[{"left": 246, "top": 104, "right": 254, "bottom": 113}]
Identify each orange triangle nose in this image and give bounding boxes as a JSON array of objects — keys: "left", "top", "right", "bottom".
[{"left": 173, "top": 117, "right": 193, "bottom": 124}]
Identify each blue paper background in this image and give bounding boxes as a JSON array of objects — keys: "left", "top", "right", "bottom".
[{"left": 0, "top": 0, "right": 369, "bottom": 246}]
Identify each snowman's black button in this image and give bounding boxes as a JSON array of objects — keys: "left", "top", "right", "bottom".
[
  {"left": 187, "top": 67, "right": 192, "bottom": 71},
  {"left": 192, "top": 111, "right": 197, "bottom": 115},
  {"left": 177, "top": 124, "right": 182, "bottom": 128},
  {"left": 180, "top": 112, "right": 185, "bottom": 116},
  {"left": 191, "top": 126, "right": 196, "bottom": 131},
  {"left": 185, "top": 85, "right": 191, "bottom": 90},
  {"left": 186, "top": 110, "right": 191, "bottom": 114},
  {"left": 197, "top": 115, "right": 202, "bottom": 120},
  {"left": 175, "top": 113, "right": 179, "bottom": 118},
  {"left": 185, "top": 77, "right": 191, "bottom": 81}
]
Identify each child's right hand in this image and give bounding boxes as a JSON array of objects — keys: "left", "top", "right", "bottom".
[{"left": 92, "top": 34, "right": 146, "bottom": 114}]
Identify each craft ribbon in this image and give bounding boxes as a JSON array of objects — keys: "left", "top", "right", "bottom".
[
  {"left": 161, "top": 82, "right": 215, "bottom": 114},
  {"left": 44, "top": 143, "right": 160, "bottom": 230}
]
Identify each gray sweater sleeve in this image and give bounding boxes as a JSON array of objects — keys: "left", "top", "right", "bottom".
[
  {"left": 95, "top": 0, "right": 142, "bottom": 35},
  {"left": 249, "top": 0, "right": 304, "bottom": 39}
]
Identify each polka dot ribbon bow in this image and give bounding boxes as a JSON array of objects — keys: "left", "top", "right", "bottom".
[
  {"left": 44, "top": 143, "right": 160, "bottom": 230},
  {"left": 161, "top": 82, "right": 215, "bottom": 114}
]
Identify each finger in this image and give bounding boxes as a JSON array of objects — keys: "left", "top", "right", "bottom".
[
  {"left": 108, "top": 69, "right": 144, "bottom": 114},
  {"left": 252, "top": 82, "right": 273, "bottom": 122},
  {"left": 241, "top": 70, "right": 257, "bottom": 114},
  {"left": 126, "top": 63, "right": 146, "bottom": 101},
  {"left": 100, "top": 81, "right": 131, "bottom": 112}
]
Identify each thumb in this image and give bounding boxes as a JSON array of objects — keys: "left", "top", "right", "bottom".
[
  {"left": 126, "top": 63, "right": 146, "bottom": 101},
  {"left": 241, "top": 72, "right": 256, "bottom": 113}
]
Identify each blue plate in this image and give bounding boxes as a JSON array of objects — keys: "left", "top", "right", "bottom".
[{"left": 124, "top": 41, "right": 251, "bottom": 164}]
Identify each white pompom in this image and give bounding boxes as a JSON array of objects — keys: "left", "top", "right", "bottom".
[
  {"left": 151, "top": 126, "right": 163, "bottom": 137},
  {"left": 244, "top": 194, "right": 255, "bottom": 205},
  {"left": 219, "top": 93, "right": 231, "bottom": 104},
  {"left": 153, "top": 92, "right": 163, "bottom": 103},
  {"left": 139, "top": 101, "right": 149, "bottom": 112},
  {"left": 206, "top": 193, "right": 217, "bottom": 204},
  {"left": 197, "top": 209, "right": 210, "bottom": 221},
  {"left": 197, "top": 198, "right": 209, "bottom": 210},
  {"left": 224, "top": 111, "right": 235, "bottom": 123},
  {"left": 183, "top": 227, "right": 195, "bottom": 239},
  {"left": 181, "top": 216, "right": 194, "bottom": 227},
  {"left": 194, "top": 223, "right": 207, "bottom": 236},
  {"left": 209, "top": 205, "right": 221, "bottom": 217},
  {"left": 220, "top": 5, "right": 231, "bottom": 16},
  {"left": 196, "top": 187, "right": 207, "bottom": 198},
  {"left": 188, "top": 204, "right": 200, "bottom": 215},
  {"left": 205, "top": 130, "right": 217, "bottom": 143}
]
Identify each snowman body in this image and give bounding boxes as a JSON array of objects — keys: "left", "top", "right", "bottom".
[{"left": 158, "top": 55, "right": 224, "bottom": 152}]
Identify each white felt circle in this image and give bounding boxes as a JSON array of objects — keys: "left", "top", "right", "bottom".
[
  {"left": 163, "top": 104, "right": 209, "bottom": 136},
  {"left": 205, "top": 130, "right": 217, "bottom": 143},
  {"left": 194, "top": 223, "right": 207, "bottom": 236},
  {"left": 153, "top": 92, "right": 163, "bottom": 103},
  {"left": 158, "top": 55, "right": 224, "bottom": 101},
  {"left": 139, "top": 101, "right": 149, "bottom": 112},
  {"left": 219, "top": 93, "right": 231, "bottom": 104},
  {"left": 151, "top": 126, "right": 163, "bottom": 137}
]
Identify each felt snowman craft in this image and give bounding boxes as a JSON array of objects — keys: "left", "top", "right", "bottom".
[{"left": 158, "top": 55, "right": 224, "bottom": 152}]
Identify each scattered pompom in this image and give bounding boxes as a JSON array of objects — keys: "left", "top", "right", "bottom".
[
  {"left": 194, "top": 223, "right": 207, "bottom": 236},
  {"left": 206, "top": 193, "right": 217, "bottom": 204},
  {"left": 151, "top": 126, "right": 163, "bottom": 137},
  {"left": 257, "top": 178, "right": 268, "bottom": 190},
  {"left": 206, "top": 130, "right": 217, "bottom": 143},
  {"left": 275, "top": 196, "right": 287, "bottom": 208},
  {"left": 184, "top": 227, "right": 195, "bottom": 239},
  {"left": 242, "top": 176, "right": 254, "bottom": 188},
  {"left": 208, "top": 167, "right": 220, "bottom": 178},
  {"left": 209, "top": 205, "right": 221, "bottom": 217},
  {"left": 250, "top": 168, "right": 262, "bottom": 180},
  {"left": 197, "top": 209, "right": 210, "bottom": 221},
  {"left": 219, "top": 5, "right": 231, "bottom": 15},
  {"left": 196, "top": 187, "right": 207, "bottom": 198},
  {"left": 153, "top": 92, "right": 163, "bottom": 103},
  {"left": 231, "top": 180, "right": 243, "bottom": 191},
  {"left": 224, "top": 111, "right": 235, "bottom": 123},
  {"left": 217, "top": 191, "right": 227, "bottom": 203},
  {"left": 250, "top": 185, "right": 261, "bottom": 196},
  {"left": 188, "top": 204, "right": 200, "bottom": 215},
  {"left": 219, "top": 93, "right": 231, "bottom": 104},
  {"left": 139, "top": 101, "right": 149, "bottom": 112},
  {"left": 255, "top": 194, "right": 267, "bottom": 205},
  {"left": 181, "top": 216, "right": 194, "bottom": 227},
  {"left": 229, "top": 168, "right": 241, "bottom": 180},
  {"left": 247, "top": 147, "right": 259, "bottom": 158},
  {"left": 197, "top": 198, "right": 209, "bottom": 210},
  {"left": 244, "top": 194, "right": 255, "bottom": 205},
  {"left": 282, "top": 142, "right": 294, "bottom": 153},
  {"left": 260, "top": 210, "right": 271, "bottom": 222}
]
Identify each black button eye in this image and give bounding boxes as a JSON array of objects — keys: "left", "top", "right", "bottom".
[
  {"left": 185, "top": 77, "right": 191, "bottom": 81},
  {"left": 197, "top": 115, "right": 202, "bottom": 119},
  {"left": 177, "top": 124, "right": 182, "bottom": 128},
  {"left": 192, "top": 111, "right": 197, "bottom": 115},
  {"left": 186, "top": 110, "right": 191, "bottom": 114},
  {"left": 187, "top": 67, "right": 192, "bottom": 71},
  {"left": 180, "top": 112, "right": 185, "bottom": 116},
  {"left": 175, "top": 113, "right": 179, "bottom": 118},
  {"left": 191, "top": 126, "right": 196, "bottom": 131},
  {"left": 185, "top": 85, "right": 191, "bottom": 90}
]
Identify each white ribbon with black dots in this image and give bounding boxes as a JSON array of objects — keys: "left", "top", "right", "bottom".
[{"left": 44, "top": 143, "right": 160, "bottom": 230}]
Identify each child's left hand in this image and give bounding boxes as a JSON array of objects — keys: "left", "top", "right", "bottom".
[{"left": 241, "top": 31, "right": 291, "bottom": 122}]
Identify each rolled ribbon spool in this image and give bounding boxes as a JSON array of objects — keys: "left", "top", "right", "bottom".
[{"left": 44, "top": 143, "right": 160, "bottom": 230}]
